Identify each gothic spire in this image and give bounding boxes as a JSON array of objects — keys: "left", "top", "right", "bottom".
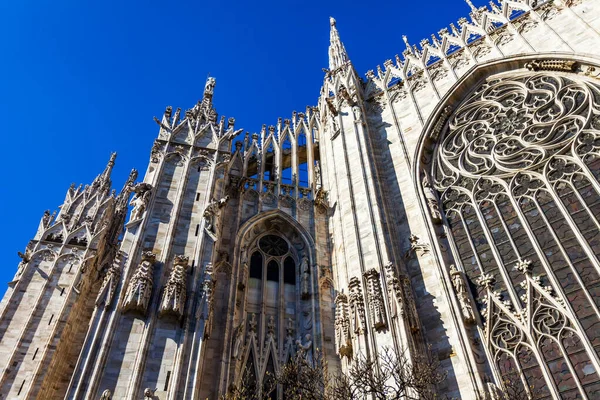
[
  {"left": 328, "top": 17, "right": 349, "bottom": 70},
  {"left": 92, "top": 152, "right": 117, "bottom": 193}
]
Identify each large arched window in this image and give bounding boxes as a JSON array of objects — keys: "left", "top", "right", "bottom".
[
  {"left": 430, "top": 70, "right": 600, "bottom": 398},
  {"left": 242, "top": 233, "right": 306, "bottom": 398}
]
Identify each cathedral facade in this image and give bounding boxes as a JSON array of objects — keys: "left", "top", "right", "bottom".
[{"left": 4, "top": 0, "right": 600, "bottom": 398}]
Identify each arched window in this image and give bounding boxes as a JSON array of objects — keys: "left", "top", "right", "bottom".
[
  {"left": 249, "top": 252, "right": 262, "bottom": 279},
  {"left": 266, "top": 261, "right": 279, "bottom": 282},
  {"left": 429, "top": 71, "right": 600, "bottom": 398},
  {"left": 283, "top": 257, "right": 295, "bottom": 285}
]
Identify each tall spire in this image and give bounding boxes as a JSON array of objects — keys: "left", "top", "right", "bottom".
[
  {"left": 328, "top": 17, "right": 349, "bottom": 70},
  {"left": 92, "top": 152, "right": 117, "bottom": 192}
]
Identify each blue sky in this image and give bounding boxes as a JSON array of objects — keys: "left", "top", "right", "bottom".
[{"left": 0, "top": 0, "right": 480, "bottom": 292}]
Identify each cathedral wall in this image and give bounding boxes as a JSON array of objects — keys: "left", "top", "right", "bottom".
[{"left": 362, "top": 2, "right": 600, "bottom": 397}]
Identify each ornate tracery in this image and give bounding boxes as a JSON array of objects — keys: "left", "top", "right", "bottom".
[{"left": 430, "top": 69, "right": 600, "bottom": 398}]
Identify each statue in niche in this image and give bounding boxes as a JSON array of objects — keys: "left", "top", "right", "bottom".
[
  {"left": 363, "top": 269, "right": 387, "bottom": 331},
  {"left": 159, "top": 255, "right": 189, "bottom": 319},
  {"left": 314, "top": 161, "right": 322, "bottom": 189},
  {"left": 203, "top": 196, "right": 230, "bottom": 234},
  {"left": 302, "top": 309, "right": 313, "bottom": 331},
  {"left": 450, "top": 265, "right": 476, "bottom": 323},
  {"left": 335, "top": 294, "right": 353, "bottom": 359},
  {"left": 100, "top": 389, "right": 112, "bottom": 400},
  {"left": 301, "top": 256, "right": 310, "bottom": 299},
  {"left": 95, "top": 261, "right": 121, "bottom": 309},
  {"left": 232, "top": 317, "right": 245, "bottom": 360},
  {"left": 422, "top": 173, "right": 442, "bottom": 223},
  {"left": 122, "top": 251, "right": 156, "bottom": 315},
  {"left": 143, "top": 388, "right": 155, "bottom": 400},
  {"left": 296, "top": 334, "right": 313, "bottom": 364},
  {"left": 129, "top": 183, "right": 153, "bottom": 222},
  {"left": 352, "top": 105, "right": 362, "bottom": 122}
]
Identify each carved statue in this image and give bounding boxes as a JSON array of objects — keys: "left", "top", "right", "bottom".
[
  {"left": 363, "top": 269, "right": 387, "bottom": 331},
  {"left": 232, "top": 318, "right": 245, "bottom": 359},
  {"left": 15, "top": 249, "right": 32, "bottom": 280},
  {"left": 122, "top": 252, "right": 156, "bottom": 315},
  {"left": 203, "top": 195, "right": 229, "bottom": 234},
  {"left": 401, "top": 276, "right": 421, "bottom": 333},
  {"left": 335, "top": 293, "right": 353, "bottom": 358},
  {"left": 296, "top": 334, "right": 313, "bottom": 364},
  {"left": 348, "top": 277, "right": 366, "bottom": 335},
  {"left": 301, "top": 256, "right": 310, "bottom": 299},
  {"left": 143, "top": 388, "right": 155, "bottom": 400},
  {"left": 314, "top": 161, "right": 322, "bottom": 189},
  {"left": 159, "top": 255, "right": 189, "bottom": 319},
  {"left": 202, "top": 272, "right": 216, "bottom": 339},
  {"left": 204, "top": 77, "right": 216, "bottom": 97},
  {"left": 42, "top": 210, "right": 52, "bottom": 228},
  {"left": 450, "top": 265, "right": 476, "bottom": 323},
  {"left": 129, "top": 184, "right": 153, "bottom": 222},
  {"left": 422, "top": 174, "right": 442, "bottom": 223},
  {"left": 100, "top": 389, "right": 112, "bottom": 400},
  {"left": 96, "top": 262, "right": 122, "bottom": 309}
]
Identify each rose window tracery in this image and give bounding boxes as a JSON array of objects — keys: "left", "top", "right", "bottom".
[{"left": 430, "top": 70, "right": 600, "bottom": 398}]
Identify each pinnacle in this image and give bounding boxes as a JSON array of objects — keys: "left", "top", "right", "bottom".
[{"left": 328, "top": 16, "right": 349, "bottom": 71}]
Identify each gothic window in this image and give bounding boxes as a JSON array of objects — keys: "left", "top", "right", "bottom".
[
  {"left": 259, "top": 235, "right": 289, "bottom": 256},
  {"left": 242, "top": 233, "right": 308, "bottom": 397},
  {"left": 430, "top": 71, "right": 600, "bottom": 398},
  {"left": 267, "top": 261, "right": 279, "bottom": 282},
  {"left": 249, "top": 252, "right": 263, "bottom": 279},
  {"left": 283, "top": 257, "right": 296, "bottom": 285}
]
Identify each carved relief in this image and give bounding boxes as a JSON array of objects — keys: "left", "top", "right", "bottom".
[
  {"left": 405, "top": 234, "right": 430, "bottom": 259},
  {"left": 203, "top": 196, "right": 229, "bottom": 235},
  {"left": 525, "top": 59, "right": 577, "bottom": 73},
  {"left": 122, "top": 251, "right": 156, "bottom": 315},
  {"left": 300, "top": 256, "right": 310, "bottom": 299},
  {"left": 363, "top": 269, "right": 387, "bottom": 331},
  {"left": 348, "top": 277, "right": 367, "bottom": 334},
  {"left": 129, "top": 183, "right": 153, "bottom": 222},
  {"left": 95, "top": 260, "right": 122, "bottom": 309},
  {"left": 449, "top": 265, "right": 476, "bottom": 323},
  {"left": 159, "top": 255, "right": 189, "bottom": 319},
  {"left": 401, "top": 275, "right": 421, "bottom": 333},
  {"left": 422, "top": 173, "right": 442, "bottom": 223},
  {"left": 334, "top": 294, "right": 353, "bottom": 359},
  {"left": 383, "top": 262, "right": 404, "bottom": 319}
]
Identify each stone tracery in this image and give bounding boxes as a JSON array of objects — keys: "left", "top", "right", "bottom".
[{"left": 430, "top": 70, "right": 600, "bottom": 397}]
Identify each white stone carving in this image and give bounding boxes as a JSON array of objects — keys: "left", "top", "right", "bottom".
[
  {"left": 363, "top": 268, "right": 387, "bottom": 331},
  {"left": 449, "top": 265, "right": 475, "bottom": 323},
  {"left": 96, "top": 261, "right": 122, "bottom": 309},
  {"left": 334, "top": 293, "right": 352, "bottom": 359},
  {"left": 122, "top": 251, "right": 156, "bottom": 315},
  {"left": 159, "top": 255, "right": 189, "bottom": 319},
  {"left": 300, "top": 256, "right": 310, "bottom": 299},
  {"left": 203, "top": 196, "right": 229, "bottom": 235},
  {"left": 295, "top": 334, "right": 313, "bottom": 364},
  {"left": 129, "top": 183, "right": 153, "bottom": 222},
  {"left": 348, "top": 277, "right": 367, "bottom": 335}
]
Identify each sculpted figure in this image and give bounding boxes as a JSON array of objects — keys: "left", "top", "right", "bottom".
[
  {"left": 335, "top": 294, "right": 353, "bottom": 358},
  {"left": 96, "top": 262, "right": 122, "bottom": 308},
  {"left": 296, "top": 334, "right": 313, "bottom": 364},
  {"left": 122, "top": 252, "right": 156, "bottom": 315},
  {"left": 314, "top": 161, "right": 322, "bottom": 189},
  {"left": 159, "top": 255, "right": 189, "bottom": 319},
  {"left": 232, "top": 318, "right": 245, "bottom": 359},
  {"left": 363, "top": 269, "right": 387, "bottom": 331},
  {"left": 100, "top": 389, "right": 112, "bottom": 400},
  {"left": 15, "top": 249, "right": 32, "bottom": 280},
  {"left": 450, "top": 265, "right": 476, "bottom": 323},
  {"left": 422, "top": 174, "right": 442, "bottom": 223},
  {"left": 301, "top": 256, "right": 310, "bottom": 299},
  {"left": 129, "top": 184, "right": 153, "bottom": 222},
  {"left": 203, "top": 195, "right": 230, "bottom": 234}
]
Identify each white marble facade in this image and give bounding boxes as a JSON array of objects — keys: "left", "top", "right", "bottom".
[{"left": 3, "top": 0, "right": 600, "bottom": 398}]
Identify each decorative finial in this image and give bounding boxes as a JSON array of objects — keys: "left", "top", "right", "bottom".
[
  {"left": 465, "top": 0, "right": 477, "bottom": 11},
  {"left": 402, "top": 35, "right": 410, "bottom": 49},
  {"left": 330, "top": 16, "right": 336, "bottom": 26}
]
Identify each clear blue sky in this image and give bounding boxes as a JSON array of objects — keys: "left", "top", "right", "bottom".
[{"left": 0, "top": 0, "right": 480, "bottom": 292}]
